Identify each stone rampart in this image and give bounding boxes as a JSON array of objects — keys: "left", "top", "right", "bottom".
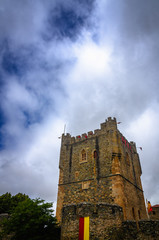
[
  {"left": 61, "top": 202, "right": 123, "bottom": 240},
  {"left": 119, "top": 220, "right": 159, "bottom": 240}
]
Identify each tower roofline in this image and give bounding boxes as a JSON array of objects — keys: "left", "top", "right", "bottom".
[
  {"left": 61, "top": 117, "right": 137, "bottom": 151},
  {"left": 62, "top": 117, "right": 118, "bottom": 143}
]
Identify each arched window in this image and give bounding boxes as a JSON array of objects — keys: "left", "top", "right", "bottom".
[{"left": 81, "top": 149, "right": 86, "bottom": 162}]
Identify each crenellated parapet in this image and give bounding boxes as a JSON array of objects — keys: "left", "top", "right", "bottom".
[
  {"left": 61, "top": 117, "right": 139, "bottom": 157},
  {"left": 61, "top": 117, "right": 118, "bottom": 144},
  {"left": 119, "top": 133, "right": 137, "bottom": 154}
]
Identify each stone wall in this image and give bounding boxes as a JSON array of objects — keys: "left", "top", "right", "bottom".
[
  {"left": 120, "top": 220, "right": 159, "bottom": 240},
  {"left": 150, "top": 207, "right": 159, "bottom": 220},
  {"left": 61, "top": 204, "right": 159, "bottom": 240},
  {"left": 56, "top": 117, "right": 147, "bottom": 223},
  {"left": 61, "top": 202, "right": 123, "bottom": 240}
]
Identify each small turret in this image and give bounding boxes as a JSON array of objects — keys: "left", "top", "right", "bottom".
[
  {"left": 61, "top": 133, "right": 71, "bottom": 145},
  {"left": 101, "top": 117, "right": 117, "bottom": 131}
]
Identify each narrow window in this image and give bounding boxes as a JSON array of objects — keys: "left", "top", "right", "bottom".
[
  {"left": 93, "top": 150, "right": 97, "bottom": 159},
  {"left": 138, "top": 210, "right": 141, "bottom": 219},
  {"left": 81, "top": 149, "right": 86, "bottom": 162},
  {"left": 112, "top": 208, "right": 115, "bottom": 214},
  {"left": 132, "top": 207, "right": 135, "bottom": 219},
  {"left": 75, "top": 171, "right": 79, "bottom": 179}
]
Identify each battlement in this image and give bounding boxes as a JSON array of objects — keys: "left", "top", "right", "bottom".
[
  {"left": 62, "top": 202, "right": 123, "bottom": 219},
  {"left": 62, "top": 117, "right": 118, "bottom": 144},
  {"left": 61, "top": 117, "right": 137, "bottom": 154},
  {"left": 119, "top": 133, "right": 137, "bottom": 154}
]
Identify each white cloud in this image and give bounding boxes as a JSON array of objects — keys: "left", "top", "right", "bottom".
[
  {"left": 5, "top": 79, "right": 38, "bottom": 110},
  {"left": 73, "top": 38, "right": 112, "bottom": 80},
  {"left": 0, "top": 115, "right": 64, "bottom": 203},
  {"left": 0, "top": 0, "right": 159, "bottom": 209},
  {"left": 124, "top": 104, "right": 159, "bottom": 204}
]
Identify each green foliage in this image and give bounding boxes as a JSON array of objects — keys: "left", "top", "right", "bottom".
[
  {"left": 0, "top": 194, "right": 60, "bottom": 240},
  {"left": 0, "top": 192, "right": 29, "bottom": 214}
]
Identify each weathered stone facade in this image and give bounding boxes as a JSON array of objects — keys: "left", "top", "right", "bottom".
[
  {"left": 149, "top": 205, "right": 159, "bottom": 220},
  {"left": 61, "top": 203, "right": 123, "bottom": 239},
  {"left": 120, "top": 220, "right": 159, "bottom": 240},
  {"left": 56, "top": 117, "right": 148, "bottom": 239}
]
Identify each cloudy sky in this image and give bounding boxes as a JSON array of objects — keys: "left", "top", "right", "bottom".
[{"left": 0, "top": 0, "right": 159, "bottom": 210}]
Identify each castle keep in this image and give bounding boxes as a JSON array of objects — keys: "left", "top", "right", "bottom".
[{"left": 56, "top": 117, "right": 148, "bottom": 239}]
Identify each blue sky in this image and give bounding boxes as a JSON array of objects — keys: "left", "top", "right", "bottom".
[{"left": 0, "top": 0, "right": 159, "bottom": 209}]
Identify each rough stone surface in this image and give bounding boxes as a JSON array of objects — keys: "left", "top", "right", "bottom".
[
  {"left": 61, "top": 203, "right": 123, "bottom": 240},
  {"left": 120, "top": 220, "right": 159, "bottom": 240},
  {"left": 56, "top": 117, "right": 149, "bottom": 239},
  {"left": 150, "top": 206, "right": 159, "bottom": 220}
]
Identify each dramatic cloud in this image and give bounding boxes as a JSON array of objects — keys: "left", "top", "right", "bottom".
[{"left": 0, "top": 0, "right": 159, "bottom": 209}]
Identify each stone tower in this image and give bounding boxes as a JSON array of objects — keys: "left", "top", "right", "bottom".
[{"left": 56, "top": 117, "right": 147, "bottom": 239}]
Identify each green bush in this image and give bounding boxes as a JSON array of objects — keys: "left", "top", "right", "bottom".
[{"left": 0, "top": 193, "right": 60, "bottom": 240}]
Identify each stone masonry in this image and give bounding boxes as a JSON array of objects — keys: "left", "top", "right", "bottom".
[
  {"left": 61, "top": 203, "right": 123, "bottom": 239},
  {"left": 56, "top": 117, "right": 148, "bottom": 239},
  {"left": 149, "top": 205, "right": 159, "bottom": 220}
]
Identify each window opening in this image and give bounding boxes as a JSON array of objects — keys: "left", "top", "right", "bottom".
[
  {"left": 81, "top": 149, "right": 86, "bottom": 162},
  {"left": 93, "top": 150, "right": 97, "bottom": 159},
  {"left": 132, "top": 207, "right": 135, "bottom": 219},
  {"left": 75, "top": 171, "right": 79, "bottom": 179}
]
